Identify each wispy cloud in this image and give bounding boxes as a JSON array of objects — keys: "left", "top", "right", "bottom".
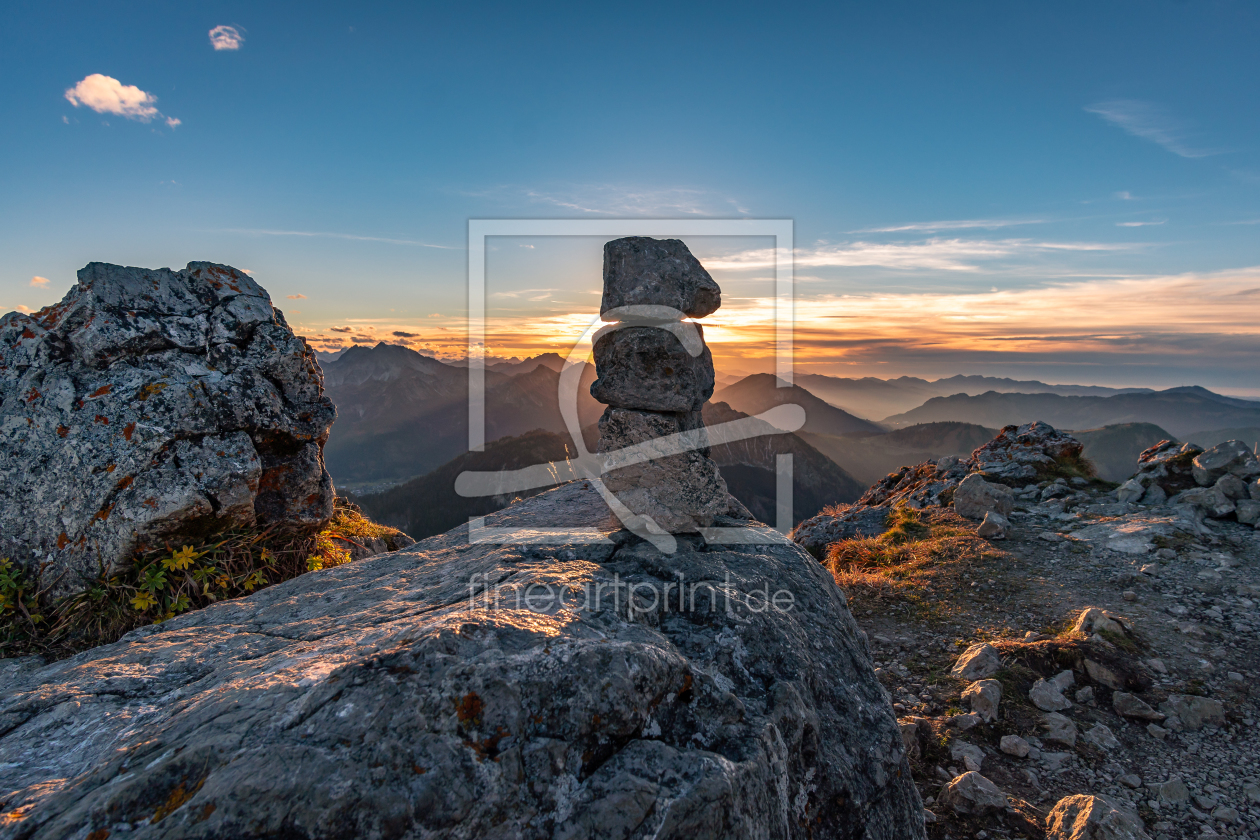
[
  {"left": 64, "top": 74, "right": 179, "bottom": 127},
  {"left": 849, "top": 218, "right": 1046, "bottom": 234},
  {"left": 1085, "top": 100, "right": 1217, "bottom": 159},
  {"left": 209, "top": 25, "right": 244, "bottom": 51},
  {"left": 286, "top": 293, "right": 307, "bottom": 299},
  {"left": 220, "top": 228, "right": 456, "bottom": 248},
  {"left": 704, "top": 238, "right": 1136, "bottom": 272},
  {"left": 14, "top": 305, "right": 32, "bottom": 314},
  {"left": 1116, "top": 220, "right": 1166, "bottom": 227},
  {"left": 29, "top": 276, "right": 49, "bottom": 287},
  {"left": 474, "top": 184, "right": 750, "bottom": 217}
]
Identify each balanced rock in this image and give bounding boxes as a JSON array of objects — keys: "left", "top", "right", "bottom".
[
  {"left": 0, "top": 262, "right": 335, "bottom": 594},
  {"left": 590, "top": 325, "right": 715, "bottom": 412},
  {"left": 591, "top": 238, "right": 733, "bottom": 534},
  {"left": 0, "top": 481, "right": 926, "bottom": 839},
  {"left": 601, "top": 236, "right": 721, "bottom": 319},
  {"left": 597, "top": 407, "right": 732, "bottom": 532}
]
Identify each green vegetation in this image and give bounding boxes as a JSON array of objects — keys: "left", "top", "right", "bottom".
[{"left": 0, "top": 498, "right": 408, "bottom": 660}]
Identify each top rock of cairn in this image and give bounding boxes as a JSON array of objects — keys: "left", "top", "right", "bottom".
[{"left": 601, "top": 237, "right": 722, "bottom": 320}]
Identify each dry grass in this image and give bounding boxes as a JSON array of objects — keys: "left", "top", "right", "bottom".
[
  {"left": 1, "top": 498, "right": 410, "bottom": 660},
  {"left": 824, "top": 505, "right": 996, "bottom": 608}
]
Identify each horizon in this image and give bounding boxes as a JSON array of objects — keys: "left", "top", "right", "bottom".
[{"left": 4, "top": 2, "right": 1260, "bottom": 392}]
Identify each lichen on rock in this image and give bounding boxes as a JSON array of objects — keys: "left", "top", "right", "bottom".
[{"left": 0, "top": 262, "right": 337, "bottom": 596}]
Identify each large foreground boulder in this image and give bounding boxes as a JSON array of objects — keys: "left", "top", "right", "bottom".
[
  {"left": 0, "top": 480, "right": 925, "bottom": 839},
  {"left": 0, "top": 263, "right": 336, "bottom": 595}
]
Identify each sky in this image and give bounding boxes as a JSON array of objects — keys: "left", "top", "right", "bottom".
[{"left": 3, "top": 1, "right": 1260, "bottom": 392}]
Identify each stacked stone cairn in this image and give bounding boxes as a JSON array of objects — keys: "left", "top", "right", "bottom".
[{"left": 590, "top": 237, "right": 734, "bottom": 533}]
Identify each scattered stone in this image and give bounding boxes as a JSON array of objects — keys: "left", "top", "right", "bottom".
[
  {"left": 1119, "top": 774, "right": 1142, "bottom": 790},
  {"left": 977, "top": 510, "right": 1010, "bottom": 539},
  {"left": 939, "top": 771, "right": 1008, "bottom": 816},
  {"left": 1192, "top": 440, "right": 1260, "bottom": 486},
  {"left": 1083, "top": 723, "right": 1120, "bottom": 750},
  {"left": 1151, "top": 775, "right": 1190, "bottom": 806},
  {"left": 1122, "top": 590, "right": 1137, "bottom": 601},
  {"left": 963, "top": 679, "right": 1002, "bottom": 723},
  {"left": 1158, "top": 695, "right": 1225, "bottom": 731},
  {"left": 1113, "top": 692, "right": 1165, "bottom": 721},
  {"left": 1000, "top": 735, "right": 1030, "bottom": 757},
  {"left": 1083, "top": 658, "right": 1126, "bottom": 691},
  {"left": 1045, "top": 794, "right": 1151, "bottom": 840},
  {"left": 951, "top": 643, "right": 1003, "bottom": 680},
  {"left": 1146, "top": 723, "right": 1167, "bottom": 740},
  {"left": 950, "top": 741, "right": 985, "bottom": 772},
  {"left": 1042, "top": 712, "right": 1079, "bottom": 747},
  {"left": 1132, "top": 440, "right": 1203, "bottom": 496},
  {"left": 1076, "top": 686, "right": 1096, "bottom": 704},
  {"left": 954, "top": 474, "right": 1015, "bottom": 520},
  {"left": 1236, "top": 498, "right": 1260, "bottom": 526},
  {"left": 1116, "top": 478, "right": 1146, "bottom": 504},
  {"left": 1074, "top": 607, "right": 1131, "bottom": 638},
  {"left": 1215, "top": 473, "right": 1249, "bottom": 501},
  {"left": 0, "top": 262, "right": 337, "bottom": 595},
  {"left": 1031, "top": 670, "right": 1075, "bottom": 712}
]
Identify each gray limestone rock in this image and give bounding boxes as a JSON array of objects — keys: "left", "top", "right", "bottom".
[
  {"left": 598, "top": 408, "right": 731, "bottom": 532},
  {"left": 789, "top": 504, "right": 891, "bottom": 560},
  {"left": 939, "top": 771, "right": 1007, "bottom": 816},
  {"left": 0, "top": 262, "right": 335, "bottom": 595},
  {"left": 1192, "top": 439, "right": 1260, "bottom": 486},
  {"left": 0, "top": 481, "right": 925, "bottom": 839},
  {"left": 601, "top": 237, "right": 721, "bottom": 319},
  {"left": 953, "top": 474, "right": 1014, "bottom": 520},
  {"left": 590, "top": 325, "right": 715, "bottom": 412},
  {"left": 1158, "top": 694, "right": 1225, "bottom": 730},
  {"left": 950, "top": 643, "right": 1002, "bottom": 680}
]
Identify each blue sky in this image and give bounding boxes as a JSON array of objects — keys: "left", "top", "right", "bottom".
[{"left": 3, "top": 1, "right": 1259, "bottom": 389}]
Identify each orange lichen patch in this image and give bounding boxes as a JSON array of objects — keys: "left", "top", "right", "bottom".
[
  {"left": 456, "top": 691, "right": 484, "bottom": 727},
  {"left": 94, "top": 415, "right": 109, "bottom": 425},
  {"left": 151, "top": 777, "right": 205, "bottom": 823},
  {"left": 143, "top": 497, "right": 158, "bottom": 509},
  {"left": 123, "top": 423, "right": 136, "bottom": 441},
  {"left": 57, "top": 532, "right": 70, "bottom": 549},
  {"left": 195, "top": 802, "right": 215, "bottom": 823},
  {"left": 20, "top": 328, "right": 35, "bottom": 340},
  {"left": 89, "top": 385, "right": 112, "bottom": 398},
  {"left": 86, "top": 830, "right": 110, "bottom": 840},
  {"left": 92, "top": 503, "right": 114, "bottom": 523},
  {"left": 136, "top": 382, "right": 168, "bottom": 401},
  {"left": 57, "top": 425, "right": 70, "bottom": 438},
  {"left": 106, "top": 463, "right": 117, "bottom": 472},
  {"left": 114, "top": 475, "right": 134, "bottom": 492},
  {"left": 24, "top": 388, "right": 40, "bottom": 403}
]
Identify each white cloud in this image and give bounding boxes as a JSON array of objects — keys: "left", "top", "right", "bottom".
[
  {"left": 14, "top": 305, "right": 32, "bottom": 314},
  {"left": 1085, "top": 100, "right": 1217, "bottom": 159},
  {"left": 1115, "top": 191, "right": 1135, "bottom": 200},
  {"left": 704, "top": 238, "right": 1135, "bottom": 273},
  {"left": 221, "top": 228, "right": 456, "bottom": 248},
  {"left": 209, "top": 25, "right": 244, "bottom": 51},
  {"left": 1116, "top": 220, "right": 1166, "bottom": 227},
  {"left": 849, "top": 218, "right": 1045, "bottom": 234},
  {"left": 29, "top": 276, "right": 49, "bottom": 287},
  {"left": 287, "top": 294, "right": 307, "bottom": 299},
  {"left": 64, "top": 74, "right": 178, "bottom": 126}
]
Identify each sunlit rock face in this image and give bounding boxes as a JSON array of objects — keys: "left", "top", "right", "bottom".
[
  {"left": 0, "top": 481, "right": 925, "bottom": 839},
  {"left": 0, "top": 262, "right": 336, "bottom": 595}
]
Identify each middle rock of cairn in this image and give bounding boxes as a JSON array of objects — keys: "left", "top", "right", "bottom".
[{"left": 591, "top": 237, "right": 735, "bottom": 533}]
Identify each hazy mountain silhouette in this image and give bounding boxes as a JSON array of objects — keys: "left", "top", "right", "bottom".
[
  {"left": 800, "top": 421, "right": 997, "bottom": 486},
  {"left": 795, "top": 373, "right": 1151, "bottom": 421},
  {"left": 323, "top": 344, "right": 601, "bottom": 485},
  {"left": 880, "top": 386, "right": 1260, "bottom": 438},
  {"left": 714, "top": 374, "right": 885, "bottom": 437}
]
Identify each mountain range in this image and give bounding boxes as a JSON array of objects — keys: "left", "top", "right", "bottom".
[
  {"left": 793, "top": 373, "right": 1151, "bottom": 421},
  {"left": 880, "top": 386, "right": 1260, "bottom": 439}
]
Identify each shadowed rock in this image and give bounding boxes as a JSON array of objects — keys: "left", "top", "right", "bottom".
[
  {"left": 590, "top": 325, "right": 715, "bottom": 412},
  {"left": 0, "top": 481, "right": 926, "bottom": 839},
  {"left": 0, "top": 262, "right": 336, "bottom": 595}
]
